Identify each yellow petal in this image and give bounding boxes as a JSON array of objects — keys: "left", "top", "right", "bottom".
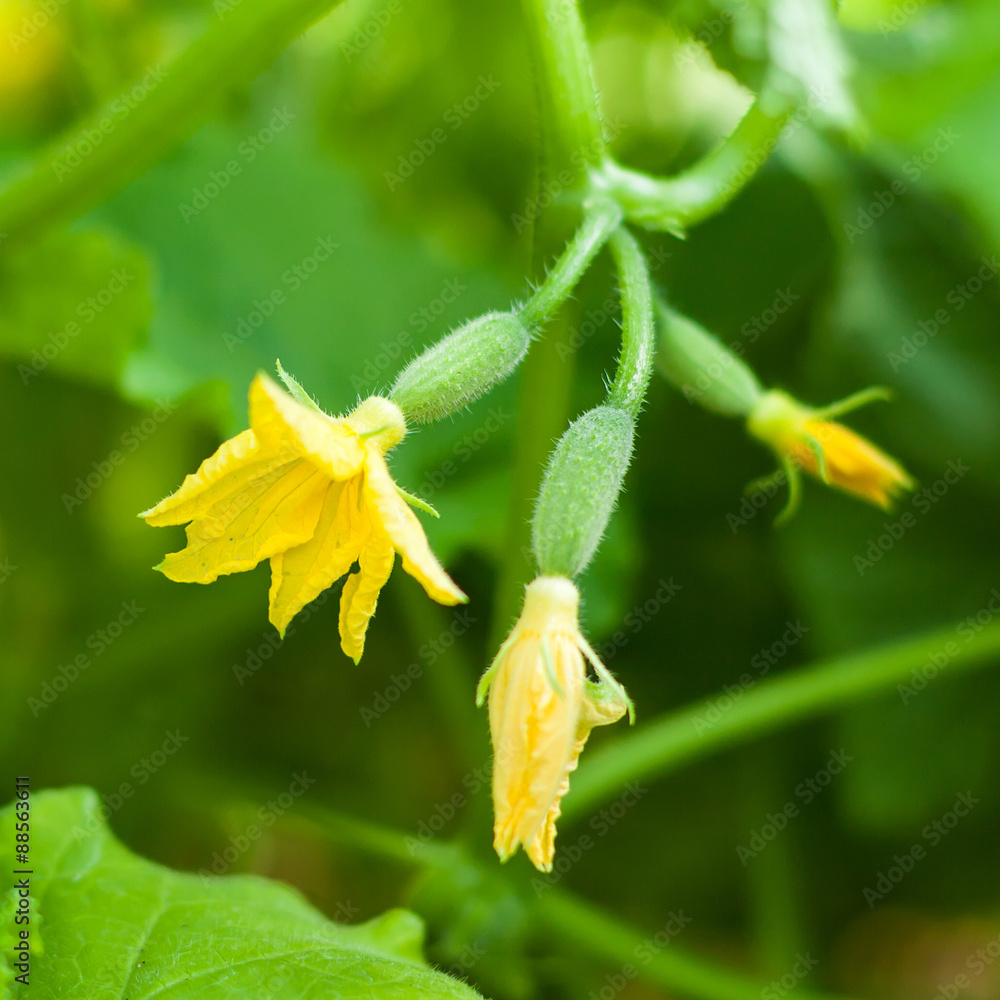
[
  {"left": 158, "top": 462, "right": 328, "bottom": 583},
  {"left": 489, "top": 635, "right": 583, "bottom": 867},
  {"left": 524, "top": 730, "right": 588, "bottom": 872},
  {"left": 249, "top": 373, "right": 365, "bottom": 480},
  {"left": 362, "top": 445, "right": 466, "bottom": 605},
  {"left": 338, "top": 529, "right": 395, "bottom": 663},
  {"left": 142, "top": 430, "right": 294, "bottom": 527},
  {"left": 268, "top": 479, "right": 369, "bottom": 637}
]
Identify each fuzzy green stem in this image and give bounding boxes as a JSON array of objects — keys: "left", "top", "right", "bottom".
[
  {"left": 518, "top": 200, "right": 623, "bottom": 330},
  {"left": 566, "top": 618, "right": 1000, "bottom": 818},
  {"left": 538, "top": 892, "right": 855, "bottom": 1000},
  {"left": 520, "top": 0, "right": 607, "bottom": 179},
  {"left": 0, "top": 0, "right": 346, "bottom": 244},
  {"left": 606, "top": 227, "right": 654, "bottom": 416},
  {"left": 598, "top": 97, "right": 793, "bottom": 233}
]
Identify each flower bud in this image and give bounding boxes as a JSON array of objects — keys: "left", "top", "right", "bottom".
[
  {"left": 390, "top": 311, "right": 531, "bottom": 423},
  {"left": 657, "top": 304, "right": 763, "bottom": 417},
  {"left": 747, "top": 389, "right": 914, "bottom": 509},
  {"left": 532, "top": 406, "right": 634, "bottom": 579}
]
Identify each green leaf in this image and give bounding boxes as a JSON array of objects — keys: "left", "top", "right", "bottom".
[
  {"left": 0, "top": 787, "right": 484, "bottom": 1000},
  {"left": 0, "top": 230, "right": 152, "bottom": 388}
]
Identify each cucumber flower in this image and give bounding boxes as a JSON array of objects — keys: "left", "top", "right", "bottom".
[
  {"left": 142, "top": 370, "right": 466, "bottom": 662},
  {"left": 747, "top": 388, "right": 914, "bottom": 515},
  {"left": 476, "top": 576, "right": 632, "bottom": 872}
]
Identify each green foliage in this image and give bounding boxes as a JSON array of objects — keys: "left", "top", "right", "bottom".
[
  {"left": 2, "top": 0, "right": 1000, "bottom": 998},
  {"left": 0, "top": 788, "right": 482, "bottom": 1000}
]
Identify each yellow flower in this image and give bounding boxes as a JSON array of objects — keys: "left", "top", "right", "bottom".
[
  {"left": 476, "top": 576, "right": 632, "bottom": 872},
  {"left": 747, "top": 388, "right": 914, "bottom": 512},
  {"left": 142, "top": 372, "right": 466, "bottom": 662}
]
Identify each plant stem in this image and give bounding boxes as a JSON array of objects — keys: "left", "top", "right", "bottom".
[
  {"left": 565, "top": 618, "right": 1000, "bottom": 818},
  {"left": 606, "top": 226, "right": 654, "bottom": 416},
  {"left": 301, "top": 803, "right": 456, "bottom": 869},
  {"left": 538, "top": 891, "right": 855, "bottom": 1000},
  {"left": 518, "top": 200, "right": 623, "bottom": 329},
  {"left": 0, "top": 0, "right": 346, "bottom": 245},
  {"left": 598, "top": 97, "right": 792, "bottom": 233},
  {"left": 519, "top": 0, "right": 607, "bottom": 180}
]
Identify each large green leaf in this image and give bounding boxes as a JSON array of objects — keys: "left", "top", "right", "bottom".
[{"left": 0, "top": 788, "right": 483, "bottom": 1000}]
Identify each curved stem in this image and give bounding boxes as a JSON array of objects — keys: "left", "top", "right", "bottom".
[
  {"left": 0, "top": 0, "right": 346, "bottom": 245},
  {"left": 598, "top": 97, "right": 793, "bottom": 234},
  {"left": 606, "top": 227, "right": 654, "bottom": 416},
  {"left": 565, "top": 617, "right": 1000, "bottom": 818},
  {"left": 538, "top": 892, "right": 856, "bottom": 1000},
  {"left": 518, "top": 200, "right": 623, "bottom": 330}
]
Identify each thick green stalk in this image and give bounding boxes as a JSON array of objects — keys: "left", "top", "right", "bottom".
[
  {"left": 599, "top": 98, "right": 792, "bottom": 233},
  {"left": 606, "top": 226, "right": 654, "bottom": 416},
  {"left": 520, "top": 0, "right": 607, "bottom": 179},
  {"left": 566, "top": 618, "right": 1000, "bottom": 818},
  {"left": 518, "top": 200, "right": 623, "bottom": 329},
  {"left": 538, "top": 892, "right": 855, "bottom": 1000},
  {"left": 0, "top": 0, "right": 346, "bottom": 243}
]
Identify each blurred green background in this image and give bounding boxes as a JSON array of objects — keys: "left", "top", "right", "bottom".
[{"left": 2, "top": 0, "right": 1000, "bottom": 996}]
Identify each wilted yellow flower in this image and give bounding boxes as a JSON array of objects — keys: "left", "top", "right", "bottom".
[
  {"left": 142, "top": 371, "right": 466, "bottom": 662},
  {"left": 747, "top": 388, "right": 914, "bottom": 511},
  {"left": 476, "top": 576, "right": 632, "bottom": 872}
]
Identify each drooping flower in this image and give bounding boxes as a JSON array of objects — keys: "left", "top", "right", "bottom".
[
  {"left": 142, "top": 370, "right": 466, "bottom": 662},
  {"left": 476, "top": 576, "right": 632, "bottom": 872},
  {"left": 747, "top": 388, "right": 914, "bottom": 515}
]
